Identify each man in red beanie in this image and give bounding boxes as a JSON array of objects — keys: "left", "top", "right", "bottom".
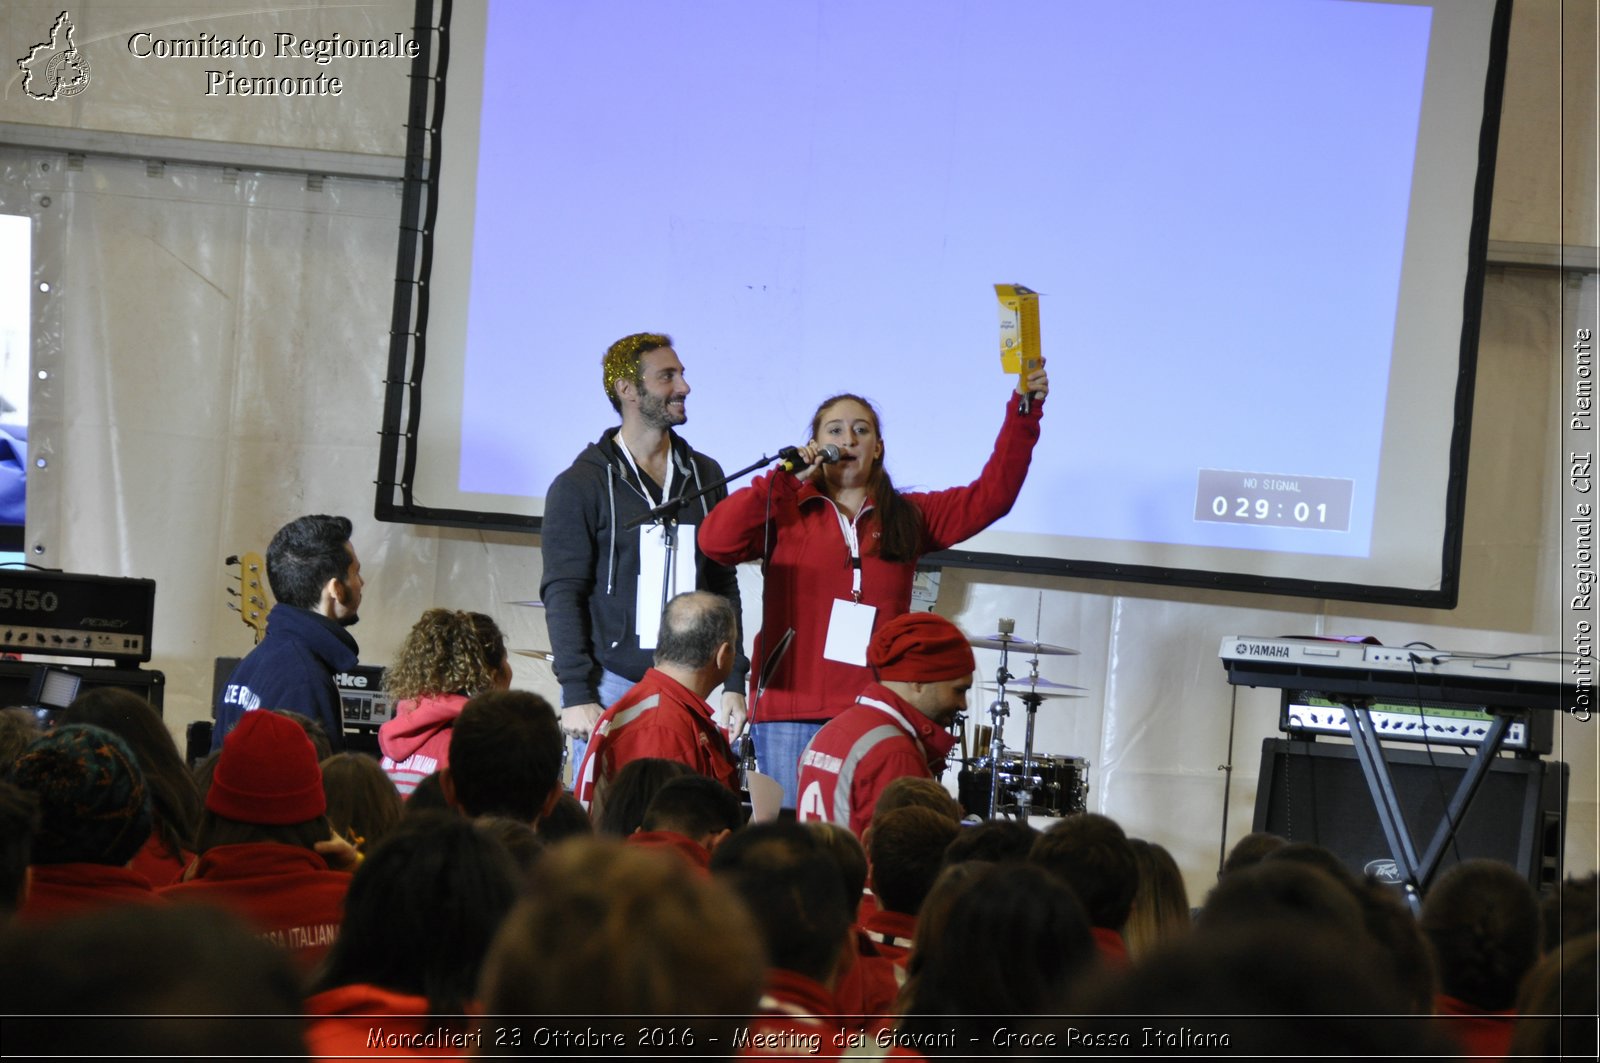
[
  {"left": 795, "top": 612, "right": 973, "bottom": 838},
  {"left": 163, "top": 710, "right": 350, "bottom": 970}
]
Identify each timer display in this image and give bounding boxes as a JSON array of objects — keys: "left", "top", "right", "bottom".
[{"left": 1194, "top": 469, "right": 1353, "bottom": 532}]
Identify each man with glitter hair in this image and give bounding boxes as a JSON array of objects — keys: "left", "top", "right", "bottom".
[{"left": 540, "top": 333, "right": 747, "bottom": 763}]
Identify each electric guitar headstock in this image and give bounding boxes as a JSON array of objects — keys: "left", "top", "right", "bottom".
[{"left": 225, "top": 551, "right": 269, "bottom": 644}]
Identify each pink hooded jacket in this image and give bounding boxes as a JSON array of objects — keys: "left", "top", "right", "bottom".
[{"left": 377, "top": 692, "right": 467, "bottom": 796}]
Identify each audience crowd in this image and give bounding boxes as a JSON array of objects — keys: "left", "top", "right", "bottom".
[{"left": 0, "top": 679, "right": 1594, "bottom": 1061}]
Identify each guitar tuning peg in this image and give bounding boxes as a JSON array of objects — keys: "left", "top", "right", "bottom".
[{"left": 224, "top": 554, "right": 240, "bottom": 566}]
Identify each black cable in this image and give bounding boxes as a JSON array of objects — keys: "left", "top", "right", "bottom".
[{"left": 1408, "top": 656, "right": 1469, "bottom": 878}]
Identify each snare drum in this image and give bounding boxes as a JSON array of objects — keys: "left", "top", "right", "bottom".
[{"left": 956, "top": 753, "right": 1090, "bottom": 819}]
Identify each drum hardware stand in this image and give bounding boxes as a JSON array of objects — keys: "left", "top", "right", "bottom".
[
  {"left": 1015, "top": 689, "right": 1048, "bottom": 817},
  {"left": 970, "top": 613, "right": 1083, "bottom": 821},
  {"left": 985, "top": 688, "right": 1014, "bottom": 818},
  {"left": 1012, "top": 639, "right": 1052, "bottom": 816},
  {"left": 986, "top": 621, "right": 1017, "bottom": 819},
  {"left": 984, "top": 619, "right": 1052, "bottom": 821}
]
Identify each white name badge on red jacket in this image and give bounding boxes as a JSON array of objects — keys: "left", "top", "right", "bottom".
[{"left": 823, "top": 598, "right": 876, "bottom": 666}]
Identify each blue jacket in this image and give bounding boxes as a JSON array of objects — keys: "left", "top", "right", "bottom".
[{"left": 213, "top": 603, "right": 359, "bottom": 752}]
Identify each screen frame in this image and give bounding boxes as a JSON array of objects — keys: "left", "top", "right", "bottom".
[{"left": 375, "top": 0, "right": 1512, "bottom": 609}]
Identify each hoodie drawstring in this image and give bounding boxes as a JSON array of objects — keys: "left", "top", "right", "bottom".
[{"left": 605, "top": 464, "right": 617, "bottom": 596}]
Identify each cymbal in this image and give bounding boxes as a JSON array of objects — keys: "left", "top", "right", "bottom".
[
  {"left": 1010, "top": 677, "right": 1087, "bottom": 692},
  {"left": 1011, "top": 686, "right": 1088, "bottom": 700},
  {"left": 508, "top": 600, "right": 545, "bottom": 608},
  {"left": 969, "top": 633, "right": 1078, "bottom": 656},
  {"left": 986, "top": 677, "right": 1088, "bottom": 700},
  {"left": 513, "top": 648, "right": 555, "bottom": 662}
]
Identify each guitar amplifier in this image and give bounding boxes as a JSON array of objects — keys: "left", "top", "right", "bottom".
[
  {"left": 0, "top": 568, "right": 156, "bottom": 663},
  {"left": 1281, "top": 689, "right": 1553, "bottom": 755}
]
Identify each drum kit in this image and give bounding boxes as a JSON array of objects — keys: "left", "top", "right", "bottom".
[{"left": 955, "top": 619, "right": 1090, "bottom": 821}]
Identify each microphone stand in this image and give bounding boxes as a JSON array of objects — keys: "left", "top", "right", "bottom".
[
  {"left": 740, "top": 628, "right": 795, "bottom": 794},
  {"left": 622, "top": 449, "right": 785, "bottom": 531}
]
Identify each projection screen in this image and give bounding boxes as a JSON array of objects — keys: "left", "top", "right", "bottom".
[{"left": 377, "top": 0, "right": 1510, "bottom": 607}]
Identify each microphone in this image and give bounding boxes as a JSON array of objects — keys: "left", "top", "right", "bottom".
[{"left": 776, "top": 444, "right": 841, "bottom": 473}]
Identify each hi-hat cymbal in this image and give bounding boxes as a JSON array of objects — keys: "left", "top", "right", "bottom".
[
  {"left": 513, "top": 648, "right": 555, "bottom": 662},
  {"left": 1010, "top": 677, "right": 1087, "bottom": 692},
  {"left": 1010, "top": 683, "right": 1088, "bottom": 700},
  {"left": 984, "top": 677, "right": 1088, "bottom": 700},
  {"left": 969, "top": 633, "right": 1078, "bottom": 656}
]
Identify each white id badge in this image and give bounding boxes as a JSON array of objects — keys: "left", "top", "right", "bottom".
[
  {"left": 823, "top": 598, "right": 877, "bottom": 666},
  {"left": 636, "top": 524, "right": 697, "bottom": 648}
]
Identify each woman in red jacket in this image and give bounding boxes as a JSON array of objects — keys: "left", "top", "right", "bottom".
[{"left": 698, "top": 364, "right": 1048, "bottom": 806}]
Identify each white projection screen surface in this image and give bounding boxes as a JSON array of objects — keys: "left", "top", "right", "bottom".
[{"left": 385, "top": 0, "right": 1508, "bottom": 606}]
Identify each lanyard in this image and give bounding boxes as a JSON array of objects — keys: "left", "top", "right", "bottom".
[
  {"left": 617, "top": 439, "right": 675, "bottom": 507},
  {"left": 830, "top": 501, "right": 865, "bottom": 601}
]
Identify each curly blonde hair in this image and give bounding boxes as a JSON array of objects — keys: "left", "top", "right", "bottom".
[{"left": 384, "top": 609, "right": 504, "bottom": 701}]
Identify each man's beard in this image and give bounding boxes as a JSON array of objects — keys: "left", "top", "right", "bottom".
[{"left": 638, "top": 390, "right": 687, "bottom": 429}]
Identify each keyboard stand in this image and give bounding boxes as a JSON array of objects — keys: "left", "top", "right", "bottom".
[{"left": 1342, "top": 700, "right": 1516, "bottom": 911}]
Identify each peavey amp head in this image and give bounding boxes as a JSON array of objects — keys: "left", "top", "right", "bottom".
[{"left": 0, "top": 568, "right": 156, "bottom": 663}]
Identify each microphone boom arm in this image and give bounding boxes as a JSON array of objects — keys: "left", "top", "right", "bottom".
[{"left": 622, "top": 449, "right": 782, "bottom": 530}]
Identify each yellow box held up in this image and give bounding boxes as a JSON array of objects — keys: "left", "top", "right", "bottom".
[{"left": 995, "top": 284, "right": 1042, "bottom": 386}]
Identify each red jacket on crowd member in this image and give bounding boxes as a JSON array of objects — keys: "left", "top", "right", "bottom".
[
  {"left": 574, "top": 668, "right": 738, "bottom": 805},
  {"left": 162, "top": 843, "right": 350, "bottom": 970},
  {"left": 856, "top": 886, "right": 880, "bottom": 925},
  {"left": 831, "top": 929, "right": 901, "bottom": 1024},
  {"left": 128, "top": 832, "right": 193, "bottom": 888},
  {"left": 1090, "top": 926, "right": 1130, "bottom": 969},
  {"left": 740, "top": 968, "right": 850, "bottom": 1059},
  {"left": 378, "top": 692, "right": 468, "bottom": 797},
  {"left": 698, "top": 397, "right": 1042, "bottom": 724},
  {"left": 625, "top": 830, "right": 713, "bottom": 873},
  {"left": 795, "top": 685, "right": 958, "bottom": 839},
  {"left": 17, "top": 862, "right": 162, "bottom": 921},
  {"left": 304, "top": 982, "right": 473, "bottom": 1061},
  {"left": 1433, "top": 993, "right": 1516, "bottom": 1059},
  {"left": 859, "top": 906, "right": 918, "bottom": 970}
]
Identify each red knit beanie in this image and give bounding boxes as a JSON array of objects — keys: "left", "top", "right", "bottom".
[
  {"left": 868, "top": 612, "right": 975, "bottom": 682},
  {"left": 207, "top": 710, "right": 326, "bottom": 825}
]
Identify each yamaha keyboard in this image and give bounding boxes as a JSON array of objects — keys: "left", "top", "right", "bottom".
[
  {"left": 1219, "top": 636, "right": 1575, "bottom": 901},
  {"left": 1219, "top": 636, "right": 1572, "bottom": 715}
]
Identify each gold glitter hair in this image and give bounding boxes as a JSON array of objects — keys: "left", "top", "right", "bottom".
[{"left": 601, "top": 332, "right": 673, "bottom": 412}]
